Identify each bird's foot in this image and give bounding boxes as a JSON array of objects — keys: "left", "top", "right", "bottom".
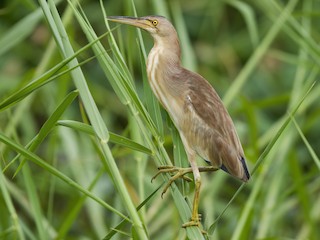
[
  {"left": 151, "top": 166, "right": 193, "bottom": 198},
  {"left": 182, "top": 215, "right": 208, "bottom": 234},
  {"left": 182, "top": 214, "right": 201, "bottom": 228}
]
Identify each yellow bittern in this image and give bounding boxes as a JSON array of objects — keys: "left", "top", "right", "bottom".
[{"left": 108, "top": 15, "right": 250, "bottom": 228}]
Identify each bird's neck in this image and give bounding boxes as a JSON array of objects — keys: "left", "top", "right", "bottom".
[
  {"left": 152, "top": 36, "right": 181, "bottom": 66},
  {"left": 146, "top": 36, "right": 186, "bottom": 120},
  {"left": 147, "top": 36, "right": 183, "bottom": 86}
]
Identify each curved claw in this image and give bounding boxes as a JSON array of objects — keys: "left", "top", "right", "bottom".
[
  {"left": 151, "top": 173, "right": 160, "bottom": 183},
  {"left": 161, "top": 191, "right": 166, "bottom": 199}
]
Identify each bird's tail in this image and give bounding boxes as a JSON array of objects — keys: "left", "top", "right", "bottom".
[{"left": 220, "top": 156, "right": 250, "bottom": 182}]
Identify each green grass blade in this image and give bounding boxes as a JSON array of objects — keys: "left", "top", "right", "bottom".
[
  {"left": 21, "top": 164, "right": 47, "bottom": 239},
  {"left": 291, "top": 116, "right": 320, "bottom": 171},
  {"left": 0, "top": 7, "right": 43, "bottom": 56},
  {"left": 47, "top": 0, "right": 109, "bottom": 141},
  {"left": 170, "top": 0, "right": 197, "bottom": 71},
  {"left": 55, "top": 168, "right": 104, "bottom": 239},
  {"left": 41, "top": 0, "right": 149, "bottom": 238},
  {"left": 0, "top": 132, "right": 129, "bottom": 221},
  {"left": 0, "top": 167, "right": 25, "bottom": 240},
  {"left": 223, "top": 0, "right": 299, "bottom": 107},
  {"left": 57, "top": 120, "right": 153, "bottom": 155},
  {"left": 10, "top": 90, "right": 79, "bottom": 176},
  {"left": 103, "top": 183, "right": 163, "bottom": 240},
  {"left": 225, "top": 0, "right": 259, "bottom": 47},
  {"left": 0, "top": 31, "right": 111, "bottom": 112}
]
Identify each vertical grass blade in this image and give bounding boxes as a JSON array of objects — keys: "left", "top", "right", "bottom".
[
  {"left": 223, "top": 0, "right": 299, "bottom": 107},
  {"left": 38, "top": 0, "right": 149, "bottom": 238}
]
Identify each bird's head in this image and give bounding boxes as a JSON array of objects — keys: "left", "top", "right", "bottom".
[{"left": 107, "top": 15, "right": 176, "bottom": 39}]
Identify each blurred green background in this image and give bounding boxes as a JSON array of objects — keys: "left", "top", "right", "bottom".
[{"left": 1, "top": 0, "right": 320, "bottom": 239}]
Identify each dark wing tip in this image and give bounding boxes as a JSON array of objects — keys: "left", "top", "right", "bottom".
[
  {"left": 241, "top": 157, "right": 250, "bottom": 182},
  {"left": 220, "top": 157, "right": 250, "bottom": 182},
  {"left": 220, "top": 164, "right": 229, "bottom": 174}
]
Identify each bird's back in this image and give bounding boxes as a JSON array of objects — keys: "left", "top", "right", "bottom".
[{"left": 178, "top": 69, "right": 250, "bottom": 182}]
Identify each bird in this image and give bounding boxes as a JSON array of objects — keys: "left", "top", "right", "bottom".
[{"left": 108, "top": 15, "right": 250, "bottom": 228}]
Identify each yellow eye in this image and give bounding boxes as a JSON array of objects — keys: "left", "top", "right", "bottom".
[{"left": 152, "top": 20, "right": 158, "bottom": 26}]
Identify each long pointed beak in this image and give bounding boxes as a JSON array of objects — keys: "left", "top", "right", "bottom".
[{"left": 107, "top": 16, "right": 151, "bottom": 30}]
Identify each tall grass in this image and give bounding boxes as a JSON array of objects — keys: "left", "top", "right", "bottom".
[{"left": 0, "top": 0, "right": 319, "bottom": 239}]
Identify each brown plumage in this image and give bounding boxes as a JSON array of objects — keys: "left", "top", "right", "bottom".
[{"left": 108, "top": 15, "right": 250, "bottom": 228}]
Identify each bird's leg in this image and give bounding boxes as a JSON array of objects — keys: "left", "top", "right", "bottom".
[
  {"left": 182, "top": 178, "right": 201, "bottom": 227},
  {"left": 184, "top": 165, "right": 219, "bottom": 228},
  {"left": 182, "top": 152, "right": 202, "bottom": 228}
]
